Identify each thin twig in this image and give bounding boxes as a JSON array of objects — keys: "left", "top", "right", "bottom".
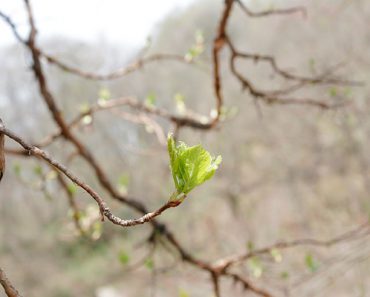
[{"left": 236, "top": 0, "right": 306, "bottom": 18}]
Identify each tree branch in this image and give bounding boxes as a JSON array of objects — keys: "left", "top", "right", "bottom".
[
  {"left": 236, "top": 0, "right": 306, "bottom": 18},
  {"left": 0, "top": 267, "right": 23, "bottom": 297},
  {"left": 0, "top": 124, "right": 184, "bottom": 227}
]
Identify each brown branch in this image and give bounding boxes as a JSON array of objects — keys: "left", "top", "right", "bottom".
[
  {"left": 0, "top": 11, "right": 25, "bottom": 43},
  {"left": 4, "top": 130, "right": 62, "bottom": 156},
  {"left": 4, "top": 94, "right": 216, "bottom": 156},
  {"left": 211, "top": 272, "right": 221, "bottom": 297},
  {"left": 23, "top": 0, "right": 147, "bottom": 214},
  {"left": 236, "top": 0, "right": 306, "bottom": 18},
  {"left": 0, "top": 8, "right": 196, "bottom": 82},
  {"left": 0, "top": 267, "right": 22, "bottom": 297},
  {"left": 41, "top": 51, "right": 194, "bottom": 80},
  {"left": 212, "top": 221, "right": 370, "bottom": 272},
  {"left": 24, "top": 0, "right": 215, "bottom": 219},
  {"left": 222, "top": 10, "right": 361, "bottom": 109},
  {"left": 211, "top": 0, "right": 234, "bottom": 127},
  {"left": 227, "top": 272, "right": 273, "bottom": 297},
  {"left": 0, "top": 124, "right": 184, "bottom": 227},
  {"left": 71, "top": 96, "right": 214, "bottom": 130},
  {"left": 234, "top": 51, "right": 360, "bottom": 86},
  {"left": 226, "top": 39, "right": 338, "bottom": 109},
  {"left": 111, "top": 110, "right": 167, "bottom": 145},
  {"left": 20, "top": 1, "right": 211, "bottom": 279}
]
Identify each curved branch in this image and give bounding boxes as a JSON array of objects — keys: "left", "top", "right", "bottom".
[
  {"left": 0, "top": 11, "right": 26, "bottom": 43},
  {"left": 0, "top": 267, "right": 22, "bottom": 297},
  {"left": 226, "top": 272, "right": 273, "bottom": 297},
  {"left": 236, "top": 0, "right": 306, "bottom": 18},
  {"left": 226, "top": 38, "right": 341, "bottom": 109},
  {"left": 211, "top": 0, "right": 234, "bottom": 127},
  {"left": 41, "top": 51, "right": 194, "bottom": 81},
  {"left": 0, "top": 125, "right": 184, "bottom": 227},
  {"left": 234, "top": 51, "right": 360, "bottom": 86},
  {"left": 212, "top": 221, "right": 370, "bottom": 272}
]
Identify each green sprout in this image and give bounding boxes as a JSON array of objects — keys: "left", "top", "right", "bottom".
[{"left": 167, "top": 134, "right": 222, "bottom": 201}]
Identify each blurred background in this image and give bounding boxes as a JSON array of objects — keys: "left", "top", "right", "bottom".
[{"left": 1, "top": 0, "right": 370, "bottom": 296}]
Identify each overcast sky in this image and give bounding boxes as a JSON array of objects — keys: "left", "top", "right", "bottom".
[{"left": 0, "top": 0, "right": 195, "bottom": 48}]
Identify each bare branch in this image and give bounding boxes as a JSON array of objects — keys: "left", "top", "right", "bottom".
[
  {"left": 0, "top": 11, "right": 25, "bottom": 43},
  {"left": 41, "top": 51, "right": 195, "bottom": 80},
  {"left": 234, "top": 51, "right": 360, "bottom": 86},
  {"left": 211, "top": 0, "right": 234, "bottom": 126},
  {"left": 213, "top": 221, "right": 370, "bottom": 272},
  {"left": 0, "top": 124, "right": 184, "bottom": 227},
  {"left": 226, "top": 38, "right": 342, "bottom": 109},
  {"left": 236, "top": 0, "right": 306, "bottom": 18},
  {"left": 0, "top": 267, "right": 23, "bottom": 297},
  {"left": 227, "top": 272, "right": 274, "bottom": 297},
  {"left": 211, "top": 272, "right": 221, "bottom": 297}
]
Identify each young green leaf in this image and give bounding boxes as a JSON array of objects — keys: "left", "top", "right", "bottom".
[{"left": 167, "top": 134, "right": 221, "bottom": 198}]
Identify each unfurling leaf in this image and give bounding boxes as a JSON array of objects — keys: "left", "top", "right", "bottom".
[{"left": 167, "top": 134, "right": 221, "bottom": 199}]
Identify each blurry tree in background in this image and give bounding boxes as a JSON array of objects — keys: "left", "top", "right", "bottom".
[{"left": 1, "top": 0, "right": 370, "bottom": 296}]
